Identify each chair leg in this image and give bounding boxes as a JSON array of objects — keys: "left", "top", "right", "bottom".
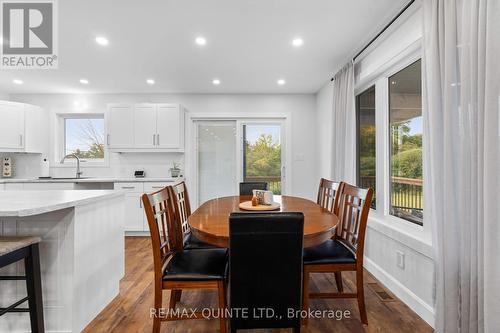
[
  {"left": 24, "top": 244, "right": 44, "bottom": 333},
  {"left": 302, "top": 267, "right": 309, "bottom": 326},
  {"left": 153, "top": 285, "right": 163, "bottom": 333},
  {"left": 356, "top": 269, "right": 368, "bottom": 325},
  {"left": 217, "top": 281, "right": 227, "bottom": 333},
  {"left": 169, "top": 289, "right": 181, "bottom": 309},
  {"left": 334, "top": 272, "right": 343, "bottom": 292},
  {"left": 174, "top": 289, "right": 182, "bottom": 303}
]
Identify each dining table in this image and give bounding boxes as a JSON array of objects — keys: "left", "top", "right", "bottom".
[{"left": 188, "top": 195, "right": 339, "bottom": 248}]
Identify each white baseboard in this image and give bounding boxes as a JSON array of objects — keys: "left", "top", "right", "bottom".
[{"left": 364, "top": 256, "right": 435, "bottom": 327}]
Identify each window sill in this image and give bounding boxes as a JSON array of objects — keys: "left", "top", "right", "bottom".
[{"left": 366, "top": 213, "right": 433, "bottom": 259}]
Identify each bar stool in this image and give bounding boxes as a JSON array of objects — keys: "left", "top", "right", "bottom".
[{"left": 0, "top": 236, "right": 45, "bottom": 333}]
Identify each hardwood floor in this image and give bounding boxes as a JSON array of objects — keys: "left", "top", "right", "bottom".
[{"left": 82, "top": 237, "right": 433, "bottom": 333}]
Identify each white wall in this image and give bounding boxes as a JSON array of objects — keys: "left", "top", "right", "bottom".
[
  {"left": 314, "top": 3, "right": 435, "bottom": 327},
  {"left": 9, "top": 93, "right": 318, "bottom": 200}
]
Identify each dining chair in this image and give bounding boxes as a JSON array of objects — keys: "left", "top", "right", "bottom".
[
  {"left": 238, "top": 182, "right": 268, "bottom": 196},
  {"left": 302, "top": 183, "right": 373, "bottom": 325},
  {"left": 229, "top": 212, "right": 304, "bottom": 333},
  {"left": 142, "top": 187, "right": 229, "bottom": 333},
  {"left": 170, "top": 181, "right": 218, "bottom": 249},
  {"left": 316, "top": 178, "right": 344, "bottom": 292},
  {"left": 317, "top": 178, "right": 344, "bottom": 215}
]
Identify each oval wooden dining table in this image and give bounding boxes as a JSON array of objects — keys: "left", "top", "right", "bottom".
[{"left": 188, "top": 195, "right": 339, "bottom": 248}]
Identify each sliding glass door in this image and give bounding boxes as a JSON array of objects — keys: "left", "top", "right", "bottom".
[
  {"left": 195, "top": 119, "right": 286, "bottom": 206},
  {"left": 196, "top": 121, "right": 238, "bottom": 205}
]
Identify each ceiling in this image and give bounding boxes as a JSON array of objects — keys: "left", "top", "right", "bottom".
[{"left": 0, "top": 0, "right": 409, "bottom": 94}]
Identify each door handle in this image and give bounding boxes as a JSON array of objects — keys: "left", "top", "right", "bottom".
[
  {"left": 19, "top": 134, "right": 23, "bottom": 146},
  {"left": 107, "top": 134, "right": 110, "bottom": 145},
  {"left": 139, "top": 197, "right": 142, "bottom": 208}
]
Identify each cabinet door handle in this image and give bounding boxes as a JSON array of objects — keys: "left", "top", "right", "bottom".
[
  {"left": 139, "top": 197, "right": 142, "bottom": 208},
  {"left": 151, "top": 186, "right": 164, "bottom": 189},
  {"left": 121, "top": 186, "right": 135, "bottom": 189},
  {"left": 107, "top": 134, "right": 110, "bottom": 145},
  {"left": 19, "top": 134, "right": 23, "bottom": 146}
]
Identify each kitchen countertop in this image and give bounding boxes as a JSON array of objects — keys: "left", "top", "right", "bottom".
[
  {"left": 0, "top": 177, "right": 183, "bottom": 184},
  {"left": 0, "top": 190, "right": 125, "bottom": 217}
]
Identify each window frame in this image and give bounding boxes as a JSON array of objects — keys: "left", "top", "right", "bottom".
[
  {"left": 387, "top": 59, "right": 423, "bottom": 226},
  {"left": 356, "top": 85, "right": 377, "bottom": 209},
  {"left": 55, "top": 113, "right": 109, "bottom": 167},
  {"left": 354, "top": 43, "right": 430, "bottom": 244}
]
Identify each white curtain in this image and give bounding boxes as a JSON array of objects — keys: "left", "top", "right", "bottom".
[
  {"left": 331, "top": 61, "right": 356, "bottom": 184},
  {"left": 422, "top": 0, "right": 500, "bottom": 332}
]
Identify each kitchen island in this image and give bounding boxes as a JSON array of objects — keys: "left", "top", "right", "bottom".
[{"left": 0, "top": 190, "right": 125, "bottom": 333}]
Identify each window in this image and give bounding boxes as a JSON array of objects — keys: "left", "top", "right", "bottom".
[
  {"left": 356, "top": 86, "right": 376, "bottom": 208},
  {"left": 63, "top": 116, "right": 105, "bottom": 162},
  {"left": 389, "top": 60, "right": 423, "bottom": 225}
]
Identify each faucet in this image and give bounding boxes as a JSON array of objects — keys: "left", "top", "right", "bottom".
[{"left": 60, "top": 154, "right": 83, "bottom": 179}]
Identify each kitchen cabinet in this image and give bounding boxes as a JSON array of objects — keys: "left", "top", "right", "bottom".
[
  {"left": 0, "top": 101, "right": 48, "bottom": 153},
  {"left": 133, "top": 104, "right": 157, "bottom": 148},
  {"left": 106, "top": 103, "right": 185, "bottom": 152},
  {"left": 156, "top": 104, "right": 183, "bottom": 149},
  {"left": 105, "top": 104, "right": 134, "bottom": 149}
]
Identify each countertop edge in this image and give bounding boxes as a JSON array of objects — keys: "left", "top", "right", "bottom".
[{"left": 0, "top": 191, "right": 125, "bottom": 217}]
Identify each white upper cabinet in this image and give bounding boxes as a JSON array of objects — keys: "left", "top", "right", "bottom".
[
  {"left": 0, "top": 101, "right": 48, "bottom": 153},
  {"left": 106, "top": 103, "right": 185, "bottom": 152},
  {"left": 133, "top": 104, "right": 157, "bottom": 148},
  {"left": 106, "top": 104, "right": 134, "bottom": 149},
  {"left": 156, "top": 104, "right": 183, "bottom": 149}
]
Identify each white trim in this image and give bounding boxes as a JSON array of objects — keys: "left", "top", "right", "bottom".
[{"left": 364, "top": 256, "right": 435, "bottom": 327}]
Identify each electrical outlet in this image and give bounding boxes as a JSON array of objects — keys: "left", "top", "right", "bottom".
[{"left": 396, "top": 251, "right": 405, "bottom": 270}]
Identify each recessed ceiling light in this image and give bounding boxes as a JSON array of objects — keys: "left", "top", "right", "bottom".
[
  {"left": 146, "top": 79, "right": 155, "bottom": 85},
  {"left": 277, "top": 79, "right": 286, "bottom": 86},
  {"left": 95, "top": 36, "right": 109, "bottom": 46},
  {"left": 212, "top": 78, "right": 221, "bottom": 85},
  {"left": 79, "top": 79, "right": 89, "bottom": 84},
  {"left": 292, "top": 38, "right": 304, "bottom": 47},
  {"left": 195, "top": 36, "right": 207, "bottom": 46},
  {"left": 13, "top": 79, "right": 23, "bottom": 85}
]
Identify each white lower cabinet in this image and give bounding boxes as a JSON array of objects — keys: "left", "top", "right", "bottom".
[
  {"left": 124, "top": 192, "right": 144, "bottom": 231},
  {"left": 116, "top": 181, "right": 175, "bottom": 233}
]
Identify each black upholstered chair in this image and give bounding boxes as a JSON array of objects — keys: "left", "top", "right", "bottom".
[
  {"left": 229, "top": 212, "right": 304, "bottom": 333},
  {"left": 302, "top": 183, "right": 373, "bottom": 325},
  {"left": 239, "top": 182, "right": 268, "bottom": 196},
  {"left": 142, "top": 187, "right": 228, "bottom": 333}
]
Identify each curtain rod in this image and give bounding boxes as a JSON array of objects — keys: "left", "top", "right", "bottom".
[{"left": 330, "top": 0, "right": 416, "bottom": 81}]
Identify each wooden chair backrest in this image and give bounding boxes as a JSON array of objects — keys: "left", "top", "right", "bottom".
[
  {"left": 335, "top": 183, "right": 373, "bottom": 263},
  {"left": 142, "top": 187, "right": 177, "bottom": 282},
  {"left": 317, "top": 178, "right": 344, "bottom": 215},
  {"left": 169, "top": 181, "right": 192, "bottom": 249}
]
